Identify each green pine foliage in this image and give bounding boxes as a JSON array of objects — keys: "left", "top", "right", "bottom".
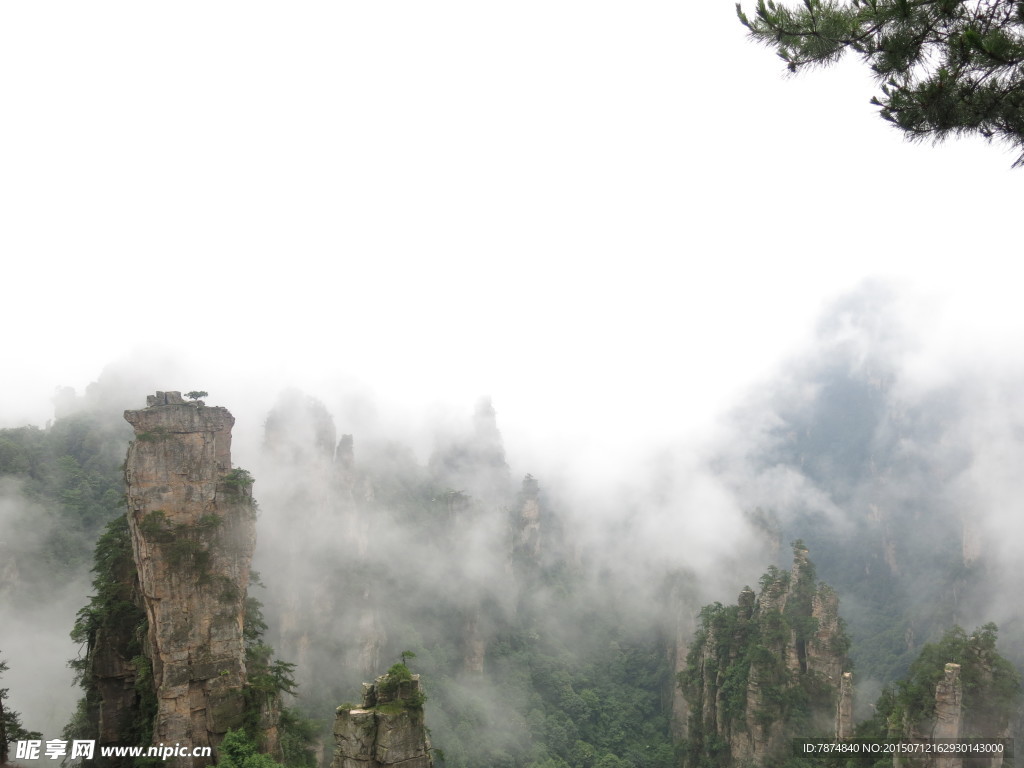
[
  {"left": 243, "top": 588, "right": 317, "bottom": 767},
  {"left": 244, "top": 595, "right": 300, "bottom": 702},
  {"left": 70, "top": 516, "right": 147, "bottom": 662},
  {"left": 736, "top": 0, "right": 1024, "bottom": 166},
  {"left": 376, "top": 662, "right": 423, "bottom": 711},
  {"left": 218, "top": 729, "right": 286, "bottom": 768},
  {"left": 65, "top": 515, "right": 154, "bottom": 759}
]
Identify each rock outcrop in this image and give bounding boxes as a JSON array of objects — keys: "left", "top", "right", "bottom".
[
  {"left": 836, "top": 672, "right": 854, "bottom": 739},
  {"left": 681, "top": 546, "right": 850, "bottom": 768},
  {"left": 933, "top": 663, "right": 963, "bottom": 740},
  {"left": 512, "top": 474, "right": 542, "bottom": 563},
  {"left": 123, "top": 391, "right": 274, "bottom": 765},
  {"left": 894, "top": 663, "right": 964, "bottom": 768},
  {"left": 333, "top": 669, "right": 433, "bottom": 768},
  {"left": 887, "top": 625, "right": 1019, "bottom": 768}
]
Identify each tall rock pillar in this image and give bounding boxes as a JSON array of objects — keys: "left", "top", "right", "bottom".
[
  {"left": 124, "top": 392, "right": 263, "bottom": 766},
  {"left": 836, "top": 672, "right": 854, "bottom": 739},
  {"left": 933, "top": 664, "right": 962, "bottom": 768}
]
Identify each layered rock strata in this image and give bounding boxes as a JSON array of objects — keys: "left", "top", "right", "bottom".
[
  {"left": 333, "top": 672, "right": 433, "bottom": 768},
  {"left": 123, "top": 391, "right": 269, "bottom": 765}
]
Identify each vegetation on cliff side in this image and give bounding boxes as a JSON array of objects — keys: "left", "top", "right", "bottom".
[
  {"left": 373, "top": 662, "right": 426, "bottom": 713},
  {"left": 61, "top": 448, "right": 313, "bottom": 768},
  {"left": 242, "top": 586, "right": 318, "bottom": 768},
  {"left": 737, "top": 351, "right": 983, "bottom": 686},
  {"left": 65, "top": 515, "right": 155, "bottom": 763},
  {"left": 857, "top": 624, "right": 1020, "bottom": 755},
  {"left": 66, "top": 521, "right": 315, "bottom": 767},
  {"left": 679, "top": 547, "right": 849, "bottom": 768}
]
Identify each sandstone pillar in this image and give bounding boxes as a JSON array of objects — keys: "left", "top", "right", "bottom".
[
  {"left": 124, "top": 392, "right": 260, "bottom": 766},
  {"left": 836, "top": 672, "right": 854, "bottom": 739},
  {"left": 934, "top": 663, "right": 962, "bottom": 768}
]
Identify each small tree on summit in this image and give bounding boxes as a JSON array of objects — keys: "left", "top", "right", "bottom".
[{"left": 185, "top": 391, "right": 208, "bottom": 401}]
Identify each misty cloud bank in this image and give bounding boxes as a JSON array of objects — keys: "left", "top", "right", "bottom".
[{"left": 4, "top": 280, "right": 1024, "bottom": 761}]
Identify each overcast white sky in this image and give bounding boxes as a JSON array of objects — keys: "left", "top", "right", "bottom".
[{"left": 2, "top": 2, "right": 1021, "bottom": 473}]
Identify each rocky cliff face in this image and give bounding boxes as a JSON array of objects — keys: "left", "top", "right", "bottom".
[
  {"left": 681, "top": 546, "right": 850, "bottom": 768},
  {"left": 333, "top": 670, "right": 433, "bottom": 768},
  {"left": 123, "top": 391, "right": 274, "bottom": 765}
]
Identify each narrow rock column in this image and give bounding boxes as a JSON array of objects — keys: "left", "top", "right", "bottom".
[
  {"left": 836, "top": 672, "right": 854, "bottom": 739},
  {"left": 124, "top": 392, "right": 259, "bottom": 766},
  {"left": 934, "top": 664, "right": 962, "bottom": 768}
]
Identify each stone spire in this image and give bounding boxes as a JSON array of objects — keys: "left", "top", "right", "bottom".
[
  {"left": 124, "top": 392, "right": 272, "bottom": 766},
  {"left": 933, "top": 664, "right": 963, "bottom": 768},
  {"left": 836, "top": 672, "right": 854, "bottom": 739}
]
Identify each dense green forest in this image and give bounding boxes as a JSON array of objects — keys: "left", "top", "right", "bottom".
[{"left": 0, "top": 406, "right": 129, "bottom": 602}]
